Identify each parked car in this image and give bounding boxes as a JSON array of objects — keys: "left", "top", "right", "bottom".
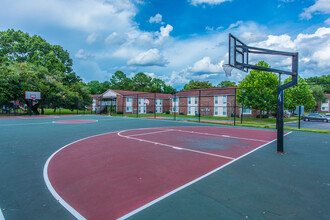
[
  {"left": 283, "top": 110, "right": 291, "bottom": 118},
  {"left": 325, "top": 113, "right": 330, "bottom": 117},
  {"left": 302, "top": 114, "right": 329, "bottom": 122}
]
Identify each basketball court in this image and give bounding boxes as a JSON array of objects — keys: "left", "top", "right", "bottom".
[{"left": 0, "top": 115, "right": 329, "bottom": 220}]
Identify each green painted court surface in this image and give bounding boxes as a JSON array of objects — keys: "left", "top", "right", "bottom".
[{"left": 0, "top": 115, "right": 329, "bottom": 219}]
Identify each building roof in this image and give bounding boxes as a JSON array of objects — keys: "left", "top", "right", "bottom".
[
  {"left": 176, "top": 87, "right": 237, "bottom": 97},
  {"left": 110, "top": 89, "right": 172, "bottom": 99},
  {"left": 91, "top": 94, "right": 102, "bottom": 99}
]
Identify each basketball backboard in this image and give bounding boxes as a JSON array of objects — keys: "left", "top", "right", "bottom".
[
  {"left": 25, "top": 91, "right": 41, "bottom": 100},
  {"left": 228, "top": 34, "right": 249, "bottom": 73}
]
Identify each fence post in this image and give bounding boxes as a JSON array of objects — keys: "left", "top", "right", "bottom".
[
  {"left": 234, "top": 88, "right": 237, "bottom": 126},
  {"left": 154, "top": 93, "right": 156, "bottom": 119},
  {"left": 136, "top": 94, "right": 139, "bottom": 118},
  {"left": 174, "top": 93, "right": 176, "bottom": 120},
  {"left": 298, "top": 105, "right": 301, "bottom": 129},
  {"left": 121, "top": 96, "right": 124, "bottom": 117},
  {"left": 198, "top": 90, "right": 201, "bottom": 123}
]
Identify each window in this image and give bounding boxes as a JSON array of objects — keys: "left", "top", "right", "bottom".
[
  {"left": 126, "top": 107, "right": 132, "bottom": 112},
  {"left": 188, "top": 97, "right": 191, "bottom": 104},
  {"left": 155, "top": 99, "right": 158, "bottom": 105},
  {"left": 126, "top": 98, "right": 132, "bottom": 102},
  {"left": 322, "top": 106, "right": 329, "bottom": 111},
  {"left": 325, "top": 99, "right": 329, "bottom": 103},
  {"left": 195, "top": 97, "right": 198, "bottom": 104},
  {"left": 215, "top": 107, "right": 218, "bottom": 115},
  {"left": 139, "top": 107, "right": 146, "bottom": 113},
  {"left": 159, "top": 99, "right": 162, "bottom": 105},
  {"left": 222, "top": 96, "right": 227, "bottom": 104},
  {"left": 243, "top": 108, "right": 252, "bottom": 114},
  {"left": 172, "top": 107, "right": 178, "bottom": 112},
  {"left": 173, "top": 98, "right": 178, "bottom": 102},
  {"left": 214, "top": 96, "right": 218, "bottom": 104},
  {"left": 188, "top": 107, "right": 191, "bottom": 114},
  {"left": 223, "top": 107, "right": 227, "bottom": 116},
  {"left": 138, "top": 98, "right": 141, "bottom": 104}
]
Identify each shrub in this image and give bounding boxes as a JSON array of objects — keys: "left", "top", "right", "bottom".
[
  {"left": 256, "top": 114, "right": 269, "bottom": 119},
  {"left": 165, "top": 110, "right": 170, "bottom": 114},
  {"left": 116, "top": 111, "right": 123, "bottom": 114}
]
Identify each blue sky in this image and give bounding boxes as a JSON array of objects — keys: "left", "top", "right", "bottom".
[{"left": 0, "top": 0, "right": 329, "bottom": 89}]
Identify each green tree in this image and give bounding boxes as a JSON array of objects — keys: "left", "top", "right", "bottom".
[
  {"left": 237, "top": 61, "right": 279, "bottom": 118},
  {"left": 109, "top": 71, "right": 132, "bottom": 90},
  {"left": 0, "top": 29, "right": 73, "bottom": 74},
  {"left": 310, "top": 85, "right": 327, "bottom": 104},
  {"left": 306, "top": 75, "right": 330, "bottom": 93},
  {"left": 183, "top": 80, "right": 214, "bottom": 90},
  {"left": 87, "top": 81, "right": 111, "bottom": 94},
  {"left": 284, "top": 77, "right": 316, "bottom": 112},
  {"left": 217, "top": 80, "right": 236, "bottom": 88},
  {"left": 132, "top": 72, "right": 152, "bottom": 91},
  {"left": 163, "top": 84, "right": 177, "bottom": 94},
  {"left": 0, "top": 29, "right": 91, "bottom": 114},
  {"left": 149, "top": 78, "right": 165, "bottom": 93}
]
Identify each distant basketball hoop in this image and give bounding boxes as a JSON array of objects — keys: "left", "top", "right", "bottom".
[{"left": 144, "top": 99, "right": 150, "bottom": 105}]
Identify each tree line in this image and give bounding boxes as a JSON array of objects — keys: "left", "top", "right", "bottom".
[{"left": 87, "top": 71, "right": 176, "bottom": 95}]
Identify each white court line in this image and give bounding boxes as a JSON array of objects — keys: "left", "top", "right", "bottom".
[
  {"left": 118, "top": 131, "right": 293, "bottom": 220},
  {"left": 171, "top": 129, "right": 270, "bottom": 143},
  {"left": 126, "top": 129, "right": 174, "bottom": 137},
  {"left": 0, "top": 208, "right": 4, "bottom": 220},
  {"left": 118, "top": 131, "right": 235, "bottom": 160}
]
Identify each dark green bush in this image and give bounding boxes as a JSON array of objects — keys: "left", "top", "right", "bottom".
[{"left": 256, "top": 114, "right": 269, "bottom": 119}]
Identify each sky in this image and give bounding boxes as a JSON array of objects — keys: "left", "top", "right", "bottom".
[{"left": 0, "top": 0, "right": 329, "bottom": 89}]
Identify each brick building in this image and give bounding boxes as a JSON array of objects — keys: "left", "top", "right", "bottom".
[
  {"left": 99, "top": 89, "right": 171, "bottom": 114},
  {"left": 172, "top": 87, "right": 255, "bottom": 117},
  {"left": 94, "top": 87, "right": 260, "bottom": 117},
  {"left": 318, "top": 94, "right": 330, "bottom": 113}
]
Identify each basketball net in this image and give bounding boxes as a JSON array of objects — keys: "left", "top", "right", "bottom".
[{"left": 222, "top": 64, "right": 234, "bottom": 77}]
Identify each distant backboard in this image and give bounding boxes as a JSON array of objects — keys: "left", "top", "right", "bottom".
[
  {"left": 228, "top": 34, "right": 248, "bottom": 72},
  {"left": 25, "top": 91, "right": 41, "bottom": 100}
]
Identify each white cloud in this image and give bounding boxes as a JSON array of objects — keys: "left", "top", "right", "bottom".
[
  {"left": 0, "top": 0, "right": 137, "bottom": 32},
  {"left": 86, "top": 33, "right": 102, "bottom": 43},
  {"left": 127, "top": 48, "right": 168, "bottom": 66},
  {"left": 188, "top": 57, "right": 222, "bottom": 73},
  {"left": 149, "top": 13, "right": 163, "bottom": 24},
  {"left": 75, "top": 49, "right": 94, "bottom": 60},
  {"left": 300, "top": 0, "right": 330, "bottom": 20},
  {"left": 189, "top": 0, "right": 231, "bottom": 6},
  {"left": 105, "top": 32, "right": 127, "bottom": 45},
  {"left": 228, "top": 20, "right": 243, "bottom": 29},
  {"left": 155, "top": 24, "right": 173, "bottom": 44},
  {"left": 325, "top": 18, "right": 330, "bottom": 24}
]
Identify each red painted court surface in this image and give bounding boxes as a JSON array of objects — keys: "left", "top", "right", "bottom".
[
  {"left": 0, "top": 115, "right": 79, "bottom": 119},
  {"left": 46, "top": 127, "right": 278, "bottom": 220},
  {"left": 53, "top": 119, "right": 98, "bottom": 124}
]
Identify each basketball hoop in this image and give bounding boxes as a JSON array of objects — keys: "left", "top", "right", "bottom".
[
  {"left": 222, "top": 64, "right": 234, "bottom": 77},
  {"left": 144, "top": 99, "right": 150, "bottom": 105}
]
